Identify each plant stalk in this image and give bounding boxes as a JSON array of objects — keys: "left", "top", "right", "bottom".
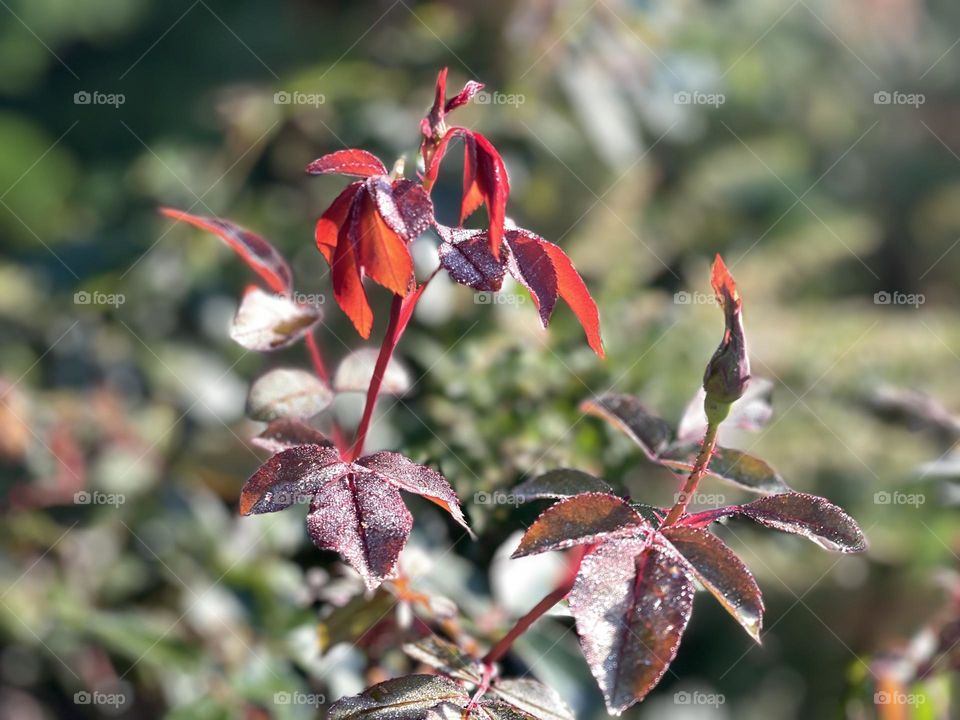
[{"left": 661, "top": 421, "right": 720, "bottom": 527}]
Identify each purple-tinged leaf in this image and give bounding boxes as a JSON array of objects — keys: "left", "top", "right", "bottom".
[
  {"left": 250, "top": 419, "right": 329, "bottom": 454},
  {"left": 512, "top": 493, "right": 648, "bottom": 559},
  {"left": 306, "top": 149, "right": 388, "bottom": 178},
  {"left": 489, "top": 679, "right": 575, "bottom": 720},
  {"left": 402, "top": 635, "right": 483, "bottom": 683},
  {"left": 307, "top": 472, "right": 413, "bottom": 591},
  {"left": 239, "top": 443, "right": 347, "bottom": 515},
  {"left": 328, "top": 674, "right": 470, "bottom": 719},
  {"left": 228, "top": 286, "right": 320, "bottom": 352},
  {"left": 358, "top": 451, "right": 471, "bottom": 533},
  {"left": 444, "top": 79, "right": 484, "bottom": 113},
  {"left": 581, "top": 394, "right": 673, "bottom": 461},
  {"left": 732, "top": 492, "right": 867, "bottom": 553},
  {"left": 371, "top": 177, "right": 434, "bottom": 241},
  {"left": 474, "top": 701, "right": 537, "bottom": 720},
  {"left": 677, "top": 378, "right": 774, "bottom": 444},
  {"left": 512, "top": 469, "right": 613, "bottom": 502},
  {"left": 569, "top": 537, "right": 695, "bottom": 715},
  {"left": 661, "top": 526, "right": 764, "bottom": 643},
  {"left": 659, "top": 444, "right": 792, "bottom": 495},
  {"left": 333, "top": 348, "right": 412, "bottom": 396},
  {"left": 246, "top": 368, "right": 334, "bottom": 421},
  {"left": 505, "top": 230, "right": 558, "bottom": 325},
  {"left": 437, "top": 226, "right": 506, "bottom": 292}
]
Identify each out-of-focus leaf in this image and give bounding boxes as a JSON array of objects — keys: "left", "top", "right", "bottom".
[
  {"left": 677, "top": 378, "right": 775, "bottom": 444},
  {"left": 581, "top": 394, "right": 673, "bottom": 460},
  {"left": 569, "top": 537, "right": 695, "bottom": 714},
  {"left": 512, "top": 493, "right": 648, "bottom": 558},
  {"left": 661, "top": 526, "right": 764, "bottom": 642},
  {"left": 333, "top": 348, "right": 412, "bottom": 395},
  {"left": 250, "top": 419, "right": 329, "bottom": 453},
  {"left": 488, "top": 678, "right": 575, "bottom": 720},
  {"left": 512, "top": 469, "right": 613, "bottom": 501},
  {"left": 402, "top": 635, "right": 483, "bottom": 682},
  {"left": 327, "top": 674, "right": 469, "bottom": 719},
  {"left": 228, "top": 286, "right": 320, "bottom": 351},
  {"left": 319, "top": 590, "right": 397, "bottom": 653},
  {"left": 239, "top": 443, "right": 348, "bottom": 515},
  {"left": 160, "top": 208, "right": 293, "bottom": 294},
  {"left": 660, "top": 444, "right": 791, "bottom": 495},
  {"left": 306, "top": 148, "right": 388, "bottom": 178},
  {"left": 246, "top": 368, "right": 334, "bottom": 421}
]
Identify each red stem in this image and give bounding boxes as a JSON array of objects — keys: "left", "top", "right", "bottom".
[
  {"left": 481, "top": 576, "right": 575, "bottom": 666},
  {"left": 304, "top": 331, "right": 330, "bottom": 383},
  {"left": 660, "top": 421, "right": 720, "bottom": 528}
]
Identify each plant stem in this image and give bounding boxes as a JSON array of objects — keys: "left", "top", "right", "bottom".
[
  {"left": 304, "top": 331, "right": 330, "bottom": 383},
  {"left": 661, "top": 421, "right": 720, "bottom": 527},
  {"left": 481, "top": 578, "right": 573, "bottom": 666}
]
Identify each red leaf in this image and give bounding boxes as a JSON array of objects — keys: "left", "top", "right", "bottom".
[
  {"left": 316, "top": 183, "right": 361, "bottom": 264},
  {"left": 354, "top": 183, "right": 413, "bottom": 296},
  {"left": 512, "top": 493, "right": 648, "bottom": 559},
  {"left": 445, "top": 79, "right": 484, "bottom": 114},
  {"left": 373, "top": 178, "right": 434, "bottom": 242},
  {"left": 505, "top": 230, "right": 558, "bottom": 325},
  {"left": 307, "top": 472, "right": 413, "bottom": 590},
  {"left": 160, "top": 208, "right": 292, "bottom": 294},
  {"left": 539, "top": 241, "right": 604, "bottom": 357},
  {"left": 662, "top": 526, "right": 764, "bottom": 643},
  {"left": 228, "top": 286, "right": 320, "bottom": 352},
  {"left": 357, "top": 451, "right": 471, "bottom": 534},
  {"left": 331, "top": 207, "right": 374, "bottom": 338},
  {"left": 436, "top": 226, "right": 506, "bottom": 292},
  {"left": 306, "top": 149, "right": 388, "bottom": 178},
  {"left": 569, "top": 537, "right": 695, "bottom": 714},
  {"left": 460, "top": 134, "right": 486, "bottom": 222},
  {"left": 239, "top": 444, "right": 348, "bottom": 515}
]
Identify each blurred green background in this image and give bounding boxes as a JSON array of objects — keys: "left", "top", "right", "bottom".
[{"left": 2, "top": 0, "right": 960, "bottom": 717}]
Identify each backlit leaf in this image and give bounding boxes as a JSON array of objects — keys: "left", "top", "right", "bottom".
[
  {"left": 239, "top": 443, "right": 347, "bottom": 515},
  {"left": 328, "top": 674, "right": 470, "bottom": 719},
  {"left": 488, "top": 679, "right": 575, "bottom": 720},
  {"left": 250, "top": 419, "right": 329, "bottom": 453},
  {"left": 306, "top": 148, "right": 388, "bottom": 178},
  {"left": 581, "top": 394, "right": 673, "bottom": 460},
  {"left": 505, "top": 230, "right": 558, "bottom": 326},
  {"left": 331, "top": 218, "right": 374, "bottom": 338},
  {"left": 733, "top": 492, "right": 868, "bottom": 553},
  {"left": 402, "top": 635, "right": 483, "bottom": 683},
  {"left": 539, "top": 241, "right": 604, "bottom": 357},
  {"left": 246, "top": 368, "right": 334, "bottom": 421},
  {"left": 659, "top": 444, "right": 792, "bottom": 495},
  {"left": 315, "top": 182, "right": 361, "bottom": 264},
  {"left": 228, "top": 286, "right": 320, "bottom": 351},
  {"left": 512, "top": 469, "right": 613, "bottom": 501}
]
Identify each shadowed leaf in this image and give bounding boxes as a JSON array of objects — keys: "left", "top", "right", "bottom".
[
  {"left": 246, "top": 368, "right": 334, "bottom": 421},
  {"left": 581, "top": 394, "right": 673, "bottom": 460},
  {"left": 228, "top": 286, "right": 320, "bottom": 351},
  {"left": 512, "top": 469, "right": 613, "bottom": 501},
  {"left": 489, "top": 679, "right": 575, "bottom": 720},
  {"left": 402, "top": 635, "right": 483, "bottom": 683},
  {"left": 660, "top": 444, "right": 791, "bottom": 495},
  {"left": 328, "top": 674, "right": 469, "bottom": 719}
]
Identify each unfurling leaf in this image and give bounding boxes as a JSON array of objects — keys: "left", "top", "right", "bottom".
[
  {"left": 488, "top": 679, "right": 576, "bottom": 720},
  {"left": 581, "top": 394, "right": 673, "bottom": 460},
  {"left": 661, "top": 526, "right": 764, "bottom": 642},
  {"left": 733, "top": 492, "right": 867, "bottom": 553},
  {"left": 250, "top": 419, "right": 329, "bottom": 453},
  {"left": 328, "top": 674, "right": 470, "bottom": 719},
  {"left": 239, "top": 443, "right": 346, "bottom": 515},
  {"left": 402, "top": 635, "right": 483, "bottom": 683},
  {"left": 333, "top": 347, "right": 412, "bottom": 396},
  {"left": 160, "top": 208, "right": 293, "bottom": 294},
  {"left": 512, "top": 469, "right": 613, "bottom": 501},
  {"left": 228, "top": 286, "right": 320, "bottom": 351},
  {"left": 659, "top": 444, "right": 792, "bottom": 495},
  {"left": 569, "top": 537, "right": 695, "bottom": 714},
  {"left": 676, "top": 377, "right": 774, "bottom": 444},
  {"left": 512, "top": 493, "right": 648, "bottom": 558},
  {"left": 245, "top": 368, "right": 334, "bottom": 421},
  {"left": 306, "top": 148, "right": 388, "bottom": 178},
  {"left": 702, "top": 254, "right": 750, "bottom": 408}
]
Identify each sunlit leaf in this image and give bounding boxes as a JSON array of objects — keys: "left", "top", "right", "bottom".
[
  {"left": 402, "top": 635, "right": 483, "bottom": 683},
  {"left": 306, "top": 148, "right": 388, "bottom": 178},
  {"left": 239, "top": 443, "right": 348, "bottom": 515},
  {"left": 228, "top": 286, "right": 320, "bottom": 351},
  {"left": 505, "top": 230, "right": 558, "bottom": 326},
  {"left": 512, "top": 469, "right": 613, "bottom": 501},
  {"left": 333, "top": 347, "right": 412, "bottom": 395},
  {"left": 328, "top": 674, "right": 470, "bottom": 719},
  {"left": 581, "top": 394, "right": 673, "bottom": 460},
  {"left": 732, "top": 492, "right": 868, "bottom": 553},
  {"left": 488, "top": 678, "right": 575, "bottom": 720},
  {"left": 538, "top": 241, "right": 604, "bottom": 357},
  {"left": 245, "top": 368, "right": 334, "bottom": 421},
  {"left": 659, "top": 444, "right": 792, "bottom": 495}
]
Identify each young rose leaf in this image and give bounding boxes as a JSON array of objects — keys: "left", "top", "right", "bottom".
[
  {"left": 328, "top": 674, "right": 470, "bottom": 719},
  {"left": 239, "top": 443, "right": 348, "bottom": 515},
  {"left": 661, "top": 526, "right": 764, "bottom": 643},
  {"left": 402, "top": 635, "right": 483, "bottom": 683},
  {"left": 333, "top": 347, "right": 412, "bottom": 396},
  {"left": 355, "top": 181, "right": 415, "bottom": 296},
  {"left": 538, "top": 241, "right": 604, "bottom": 357},
  {"left": 569, "top": 537, "right": 695, "bottom": 714},
  {"left": 331, "top": 210, "right": 374, "bottom": 338},
  {"left": 436, "top": 226, "right": 506, "bottom": 292},
  {"left": 306, "top": 148, "right": 388, "bottom": 178},
  {"left": 703, "top": 254, "right": 750, "bottom": 407},
  {"left": 677, "top": 378, "right": 774, "bottom": 444},
  {"left": 228, "top": 286, "right": 320, "bottom": 351},
  {"left": 372, "top": 177, "right": 434, "bottom": 242},
  {"left": 246, "top": 368, "right": 334, "bottom": 421},
  {"left": 488, "top": 679, "right": 575, "bottom": 720},
  {"left": 659, "top": 444, "right": 792, "bottom": 495},
  {"left": 512, "top": 468, "right": 613, "bottom": 502},
  {"left": 250, "top": 419, "right": 329, "bottom": 453},
  {"left": 581, "top": 394, "right": 673, "bottom": 460},
  {"left": 307, "top": 471, "right": 413, "bottom": 591},
  {"left": 504, "top": 230, "right": 558, "bottom": 326},
  {"left": 732, "top": 492, "right": 867, "bottom": 553},
  {"left": 315, "top": 182, "right": 361, "bottom": 265},
  {"left": 512, "top": 493, "right": 648, "bottom": 559},
  {"left": 160, "top": 208, "right": 293, "bottom": 295},
  {"left": 358, "top": 451, "right": 471, "bottom": 533}
]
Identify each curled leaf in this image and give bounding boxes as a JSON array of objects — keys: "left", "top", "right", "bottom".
[
  {"left": 246, "top": 368, "right": 334, "bottom": 421},
  {"left": 512, "top": 468, "right": 613, "bottom": 501},
  {"left": 581, "top": 394, "right": 673, "bottom": 460},
  {"left": 228, "top": 286, "right": 320, "bottom": 351}
]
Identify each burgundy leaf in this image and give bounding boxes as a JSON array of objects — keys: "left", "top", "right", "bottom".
[
  {"left": 658, "top": 444, "right": 792, "bottom": 495},
  {"left": 661, "top": 526, "right": 764, "bottom": 643},
  {"left": 581, "top": 394, "right": 673, "bottom": 461},
  {"left": 306, "top": 148, "right": 388, "bottom": 178},
  {"left": 160, "top": 208, "right": 292, "bottom": 294},
  {"left": 474, "top": 701, "right": 537, "bottom": 720},
  {"left": 512, "top": 493, "right": 648, "bottom": 559},
  {"left": 569, "top": 537, "right": 695, "bottom": 714},
  {"left": 358, "top": 451, "right": 471, "bottom": 533},
  {"left": 307, "top": 471, "right": 413, "bottom": 590},
  {"left": 371, "top": 177, "right": 434, "bottom": 241},
  {"left": 228, "top": 286, "right": 320, "bottom": 352},
  {"left": 250, "top": 419, "right": 329, "bottom": 454},
  {"left": 505, "top": 230, "right": 558, "bottom": 325},
  {"left": 445, "top": 79, "right": 484, "bottom": 114},
  {"left": 246, "top": 368, "right": 334, "bottom": 421},
  {"left": 239, "top": 443, "right": 347, "bottom": 515},
  {"left": 732, "top": 492, "right": 867, "bottom": 553},
  {"left": 437, "top": 226, "right": 506, "bottom": 292},
  {"left": 328, "top": 674, "right": 470, "bottom": 719},
  {"left": 512, "top": 468, "right": 613, "bottom": 502}
]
